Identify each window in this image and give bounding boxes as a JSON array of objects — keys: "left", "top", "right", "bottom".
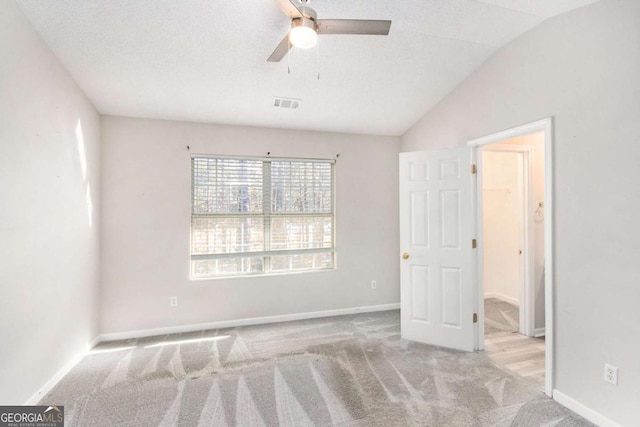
[{"left": 190, "top": 155, "right": 335, "bottom": 278}]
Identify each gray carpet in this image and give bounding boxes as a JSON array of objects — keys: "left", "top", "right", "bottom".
[
  {"left": 484, "top": 298, "right": 520, "bottom": 334},
  {"left": 39, "top": 311, "right": 592, "bottom": 426}
]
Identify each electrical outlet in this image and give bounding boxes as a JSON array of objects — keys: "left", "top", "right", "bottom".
[
  {"left": 371, "top": 280, "right": 377, "bottom": 290},
  {"left": 170, "top": 296, "right": 178, "bottom": 307},
  {"left": 604, "top": 363, "right": 618, "bottom": 385}
]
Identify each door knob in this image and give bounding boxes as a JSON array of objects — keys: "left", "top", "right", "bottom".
[{"left": 402, "top": 253, "right": 410, "bottom": 260}]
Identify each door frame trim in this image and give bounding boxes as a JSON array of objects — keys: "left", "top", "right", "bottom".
[
  {"left": 479, "top": 146, "right": 534, "bottom": 337},
  {"left": 467, "top": 117, "right": 554, "bottom": 397}
]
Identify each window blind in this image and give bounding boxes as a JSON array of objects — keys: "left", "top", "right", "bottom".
[{"left": 191, "top": 156, "right": 335, "bottom": 277}]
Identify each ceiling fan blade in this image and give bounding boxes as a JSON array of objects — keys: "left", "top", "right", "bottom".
[
  {"left": 267, "top": 33, "right": 292, "bottom": 62},
  {"left": 317, "top": 19, "right": 392, "bottom": 36},
  {"left": 271, "top": 0, "right": 303, "bottom": 19}
]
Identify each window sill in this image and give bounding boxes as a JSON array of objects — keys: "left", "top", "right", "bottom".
[{"left": 189, "top": 267, "right": 337, "bottom": 282}]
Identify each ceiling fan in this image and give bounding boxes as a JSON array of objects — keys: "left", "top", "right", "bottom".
[{"left": 267, "top": 0, "right": 392, "bottom": 62}]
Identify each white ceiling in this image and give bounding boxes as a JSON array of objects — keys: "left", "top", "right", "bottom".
[{"left": 17, "top": 0, "right": 599, "bottom": 136}]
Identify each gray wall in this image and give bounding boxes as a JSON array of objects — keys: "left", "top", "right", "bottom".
[
  {"left": 100, "top": 116, "right": 400, "bottom": 335},
  {"left": 402, "top": 1, "right": 640, "bottom": 424},
  {"left": 0, "top": 0, "right": 101, "bottom": 404}
]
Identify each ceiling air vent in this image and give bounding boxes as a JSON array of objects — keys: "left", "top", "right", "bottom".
[{"left": 274, "top": 97, "right": 300, "bottom": 109}]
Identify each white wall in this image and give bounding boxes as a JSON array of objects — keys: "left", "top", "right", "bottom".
[
  {"left": 100, "top": 116, "right": 400, "bottom": 335},
  {"left": 401, "top": 0, "right": 640, "bottom": 424},
  {"left": 482, "top": 151, "right": 522, "bottom": 305},
  {"left": 0, "top": 0, "right": 101, "bottom": 404}
]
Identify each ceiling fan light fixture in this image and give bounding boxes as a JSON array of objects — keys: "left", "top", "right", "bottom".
[{"left": 289, "top": 17, "right": 318, "bottom": 49}]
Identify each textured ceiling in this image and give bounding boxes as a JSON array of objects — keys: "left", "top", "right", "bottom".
[{"left": 16, "top": 0, "right": 599, "bottom": 136}]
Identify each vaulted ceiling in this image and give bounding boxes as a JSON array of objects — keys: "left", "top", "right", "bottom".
[{"left": 17, "top": 0, "right": 599, "bottom": 136}]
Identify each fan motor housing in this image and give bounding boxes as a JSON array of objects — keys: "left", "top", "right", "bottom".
[{"left": 291, "top": 16, "right": 317, "bottom": 33}]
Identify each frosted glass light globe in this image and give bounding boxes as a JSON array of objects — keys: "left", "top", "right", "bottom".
[{"left": 290, "top": 22, "right": 318, "bottom": 49}]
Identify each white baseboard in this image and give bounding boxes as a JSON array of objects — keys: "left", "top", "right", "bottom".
[
  {"left": 99, "top": 303, "right": 401, "bottom": 342},
  {"left": 534, "top": 327, "right": 546, "bottom": 338},
  {"left": 553, "top": 390, "right": 621, "bottom": 427},
  {"left": 484, "top": 292, "right": 519, "bottom": 306},
  {"left": 24, "top": 335, "right": 100, "bottom": 405}
]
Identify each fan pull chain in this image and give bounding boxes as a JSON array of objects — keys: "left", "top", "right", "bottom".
[{"left": 316, "top": 37, "right": 320, "bottom": 80}]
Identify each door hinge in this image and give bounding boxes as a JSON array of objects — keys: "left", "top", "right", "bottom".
[
  {"left": 472, "top": 239, "right": 477, "bottom": 249},
  {"left": 471, "top": 164, "right": 477, "bottom": 174},
  {"left": 473, "top": 313, "right": 478, "bottom": 323}
]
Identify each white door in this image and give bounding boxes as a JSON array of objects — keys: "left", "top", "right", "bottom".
[{"left": 399, "top": 148, "right": 476, "bottom": 352}]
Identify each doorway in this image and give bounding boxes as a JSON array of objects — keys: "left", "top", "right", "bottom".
[
  {"left": 481, "top": 140, "right": 544, "bottom": 389},
  {"left": 468, "top": 118, "right": 553, "bottom": 396}
]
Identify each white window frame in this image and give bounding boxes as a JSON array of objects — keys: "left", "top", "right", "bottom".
[{"left": 190, "top": 154, "right": 336, "bottom": 279}]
